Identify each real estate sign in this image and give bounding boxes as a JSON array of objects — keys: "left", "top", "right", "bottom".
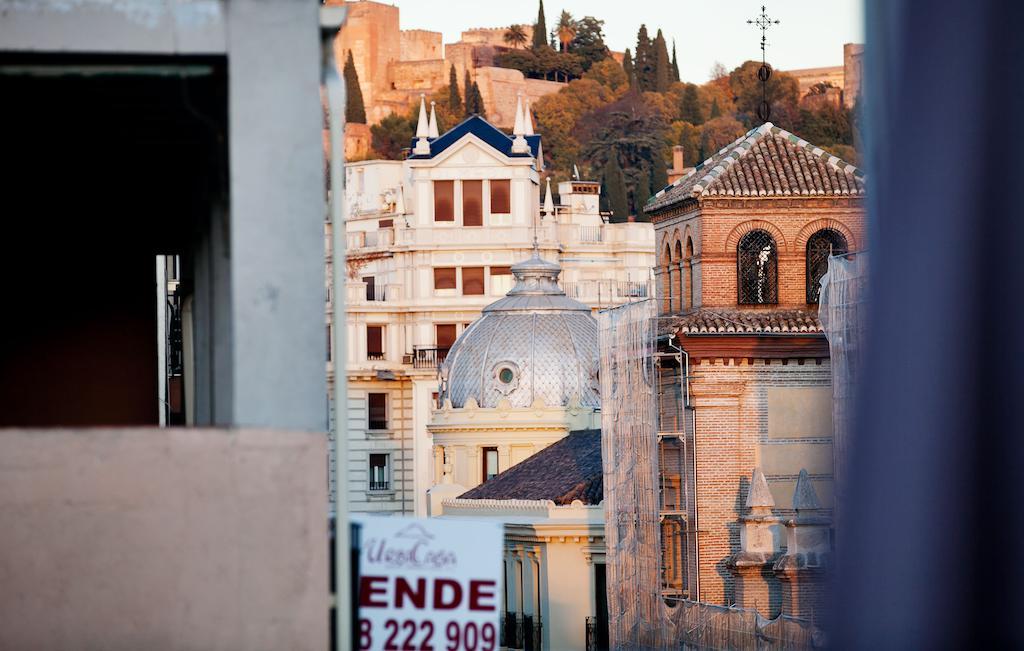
[{"left": 353, "top": 516, "right": 503, "bottom": 651}]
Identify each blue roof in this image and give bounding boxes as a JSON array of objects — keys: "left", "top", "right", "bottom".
[{"left": 407, "top": 114, "right": 541, "bottom": 162}]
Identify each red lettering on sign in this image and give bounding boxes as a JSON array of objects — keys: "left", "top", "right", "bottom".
[
  {"left": 432, "top": 578, "right": 462, "bottom": 610},
  {"left": 360, "top": 575, "right": 388, "bottom": 608},
  {"left": 394, "top": 577, "right": 426, "bottom": 609},
  {"left": 468, "top": 580, "right": 497, "bottom": 611}
]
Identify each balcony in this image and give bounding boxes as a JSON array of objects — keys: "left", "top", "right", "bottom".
[
  {"left": 410, "top": 346, "right": 449, "bottom": 369},
  {"left": 585, "top": 616, "right": 609, "bottom": 651},
  {"left": 502, "top": 614, "right": 542, "bottom": 651},
  {"left": 347, "top": 228, "right": 394, "bottom": 251},
  {"left": 560, "top": 279, "right": 654, "bottom": 305}
]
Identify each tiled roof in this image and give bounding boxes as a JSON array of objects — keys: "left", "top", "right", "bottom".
[
  {"left": 458, "top": 429, "right": 603, "bottom": 505},
  {"left": 667, "top": 308, "right": 823, "bottom": 335},
  {"left": 408, "top": 114, "right": 541, "bottom": 161},
  {"left": 646, "top": 122, "right": 866, "bottom": 213}
]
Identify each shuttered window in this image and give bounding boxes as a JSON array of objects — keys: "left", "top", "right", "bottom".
[
  {"left": 434, "top": 267, "right": 457, "bottom": 290},
  {"left": 463, "top": 180, "right": 483, "bottom": 226},
  {"left": 462, "top": 267, "right": 485, "bottom": 295},
  {"left": 490, "top": 179, "right": 510, "bottom": 214},
  {"left": 433, "top": 180, "right": 454, "bottom": 221}
]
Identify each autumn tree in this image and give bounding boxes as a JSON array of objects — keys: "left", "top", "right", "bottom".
[
  {"left": 583, "top": 58, "right": 628, "bottom": 94},
  {"left": 532, "top": 0, "right": 548, "bottom": 50},
  {"left": 728, "top": 60, "right": 800, "bottom": 128},
  {"left": 709, "top": 97, "right": 722, "bottom": 119},
  {"left": 700, "top": 115, "right": 745, "bottom": 158},
  {"left": 343, "top": 51, "right": 366, "bottom": 124},
  {"left": 503, "top": 24, "right": 528, "bottom": 49},
  {"left": 533, "top": 77, "right": 618, "bottom": 178},
  {"left": 448, "top": 65, "right": 462, "bottom": 115},
  {"left": 669, "top": 120, "right": 701, "bottom": 168}
]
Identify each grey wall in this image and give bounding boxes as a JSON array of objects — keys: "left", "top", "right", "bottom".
[{"left": 0, "top": 428, "right": 327, "bottom": 651}]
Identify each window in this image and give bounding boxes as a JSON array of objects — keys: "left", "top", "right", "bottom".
[
  {"left": 685, "top": 238, "right": 695, "bottom": 309},
  {"left": 462, "top": 267, "right": 485, "bottom": 295},
  {"left": 490, "top": 179, "right": 511, "bottom": 214},
  {"left": 806, "top": 228, "right": 849, "bottom": 304},
  {"left": 366, "top": 325, "right": 384, "bottom": 360},
  {"left": 326, "top": 325, "right": 332, "bottom": 362},
  {"left": 490, "top": 266, "right": 512, "bottom": 276},
  {"left": 674, "top": 240, "right": 684, "bottom": 312},
  {"left": 463, "top": 180, "right": 483, "bottom": 226},
  {"left": 490, "top": 265, "right": 514, "bottom": 295},
  {"left": 434, "top": 267, "right": 457, "bottom": 290},
  {"left": 369, "top": 454, "right": 389, "bottom": 491},
  {"left": 737, "top": 229, "right": 778, "bottom": 304},
  {"left": 433, "top": 180, "right": 454, "bottom": 221},
  {"left": 368, "top": 393, "right": 387, "bottom": 430},
  {"left": 378, "top": 218, "right": 393, "bottom": 228},
  {"left": 363, "top": 275, "right": 377, "bottom": 301},
  {"left": 436, "top": 324, "right": 457, "bottom": 350},
  {"left": 482, "top": 446, "right": 499, "bottom": 483}
]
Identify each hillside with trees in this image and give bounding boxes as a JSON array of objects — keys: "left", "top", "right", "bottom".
[{"left": 367, "top": 1, "right": 861, "bottom": 222}]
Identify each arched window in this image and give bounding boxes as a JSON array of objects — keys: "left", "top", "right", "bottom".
[
  {"left": 806, "top": 228, "right": 849, "bottom": 303},
  {"left": 662, "top": 243, "right": 673, "bottom": 313},
  {"left": 673, "top": 241, "right": 683, "bottom": 312},
  {"left": 737, "top": 229, "right": 778, "bottom": 304},
  {"left": 685, "top": 237, "right": 694, "bottom": 310}
]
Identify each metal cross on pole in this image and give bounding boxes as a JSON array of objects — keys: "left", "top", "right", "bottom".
[{"left": 747, "top": 4, "right": 780, "bottom": 122}]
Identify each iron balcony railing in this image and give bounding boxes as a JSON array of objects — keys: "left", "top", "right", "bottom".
[
  {"left": 411, "top": 346, "right": 449, "bottom": 369},
  {"left": 503, "top": 615, "right": 542, "bottom": 650},
  {"left": 364, "top": 283, "right": 388, "bottom": 302},
  {"left": 560, "top": 279, "right": 653, "bottom": 303},
  {"left": 368, "top": 480, "right": 389, "bottom": 491},
  {"left": 585, "top": 616, "right": 609, "bottom": 651},
  {"left": 502, "top": 612, "right": 518, "bottom": 649}
]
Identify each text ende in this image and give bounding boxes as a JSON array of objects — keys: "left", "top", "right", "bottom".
[{"left": 359, "top": 576, "right": 497, "bottom": 611}]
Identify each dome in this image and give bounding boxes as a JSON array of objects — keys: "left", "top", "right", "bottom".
[{"left": 439, "top": 247, "right": 600, "bottom": 409}]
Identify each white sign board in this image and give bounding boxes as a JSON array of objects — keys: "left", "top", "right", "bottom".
[{"left": 353, "top": 516, "right": 503, "bottom": 651}]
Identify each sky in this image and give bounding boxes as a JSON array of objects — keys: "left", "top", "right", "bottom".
[{"left": 387, "top": 0, "right": 864, "bottom": 83}]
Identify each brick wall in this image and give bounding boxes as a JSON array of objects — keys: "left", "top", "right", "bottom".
[
  {"left": 686, "top": 358, "right": 832, "bottom": 609},
  {"left": 656, "top": 198, "right": 865, "bottom": 311}
]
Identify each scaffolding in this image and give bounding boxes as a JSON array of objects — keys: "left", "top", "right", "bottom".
[{"left": 600, "top": 300, "right": 824, "bottom": 650}]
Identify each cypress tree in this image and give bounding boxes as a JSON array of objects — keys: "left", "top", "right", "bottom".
[
  {"left": 671, "top": 40, "right": 680, "bottom": 82},
  {"left": 680, "top": 84, "right": 704, "bottom": 124},
  {"left": 622, "top": 49, "right": 636, "bottom": 90},
  {"left": 470, "top": 81, "right": 486, "bottom": 118},
  {"left": 532, "top": 0, "right": 548, "bottom": 50},
  {"left": 604, "top": 154, "right": 629, "bottom": 222},
  {"left": 654, "top": 29, "right": 671, "bottom": 92},
  {"left": 710, "top": 97, "right": 722, "bottom": 119},
  {"left": 636, "top": 25, "right": 657, "bottom": 91},
  {"left": 633, "top": 167, "right": 651, "bottom": 217},
  {"left": 651, "top": 150, "right": 668, "bottom": 191},
  {"left": 463, "top": 71, "right": 473, "bottom": 117},
  {"left": 448, "top": 65, "right": 462, "bottom": 115},
  {"left": 343, "top": 51, "right": 367, "bottom": 124}
]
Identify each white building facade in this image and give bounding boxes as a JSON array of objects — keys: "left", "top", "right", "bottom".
[{"left": 330, "top": 98, "right": 655, "bottom": 516}]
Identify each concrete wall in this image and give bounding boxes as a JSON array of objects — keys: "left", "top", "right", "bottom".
[{"left": 0, "top": 428, "right": 327, "bottom": 650}]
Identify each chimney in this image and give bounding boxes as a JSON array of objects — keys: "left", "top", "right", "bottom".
[{"left": 672, "top": 145, "right": 684, "bottom": 172}]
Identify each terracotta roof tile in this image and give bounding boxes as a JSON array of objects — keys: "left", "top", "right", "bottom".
[
  {"left": 458, "top": 429, "right": 603, "bottom": 505},
  {"left": 646, "top": 123, "right": 866, "bottom": 213},
  {"left": 665, "top": 308, "right": 823, "bottom": 335}
]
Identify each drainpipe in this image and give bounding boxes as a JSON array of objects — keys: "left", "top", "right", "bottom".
[{"left": 322, "top": 5, "right": 349, "bottom": 650}]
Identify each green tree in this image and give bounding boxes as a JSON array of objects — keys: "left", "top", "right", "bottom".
[
  {"left": 670, "top": 120, "right": 701, "bottom": 168},
  {"left": 632, "top": 166, "right": 651, "bottom": 216},
  {"left": 671, "top": 40, "right": 680, "bottom": 82},
  {"left": 463, "top": 71, "right": 474, "bottom": 117},
  {"left": 469, "top": 81, "right": 485, "bottom": 118},
  {"left": 556, "top": 11, "right": 577, "bottom": 53},
  {"left": 709, "top": 97, "right": 722, "bottom": 119},
  {"left": 679, "top": 83, "right": 703, "bottom": 124},
  {"left": 634, "top": 25, "right": 654, "bottom": 91},
  {"left": 650, "top": 146, "right": 668, "bottom": 191},
  {"left": 448, "top": 65, "right": 462, "bottom": 115},
  {"left": 603, "top": 154, "right": 629, "bottom": 222},
  {"left": 653, "top": 29, "right": 671, "bottom": 93},
  {"left": 503, "top": 24, "right": 528, "bottom": 49},
  {"left": 622, "top": 49, "right": 636, "bottom": 89},
  {"left": 567, "top": 16, "right": 609, "bottom": 71},
  {"left": 533, "top": 77, "right": 617, "bottom": 179},
  {"left": 370, "top": 112, "right": 413, "bottom": 159},
  {"left": 343, "top": 51, "right": 366, "bottom": 124},
  {"left": 532, "top": 0, "right": 548, "bottom": 50}
]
